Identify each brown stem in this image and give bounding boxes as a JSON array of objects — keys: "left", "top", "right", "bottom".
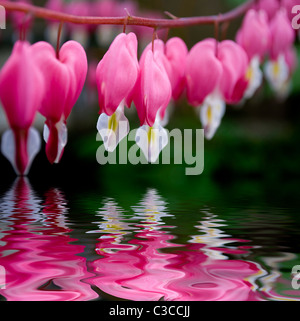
[
  {"left": 123, "top": 16, "right": 128, "bottom": 33},
  {"left": 0, "top": 0, "right": 254, "bottom": 29},
  {"left": 56, "top": 21, "right": 63, "bottom": 59}
]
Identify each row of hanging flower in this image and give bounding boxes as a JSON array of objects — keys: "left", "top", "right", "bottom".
[{"left": 0, "top": 0, "right": 298, "bottom": 176}]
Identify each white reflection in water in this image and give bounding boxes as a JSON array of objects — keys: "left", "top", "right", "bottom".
[
  {"left": 190, "top": 209, "right": 243, "bottom": 260},
  {"left": 131, "top": 188, "right": 173, "bottom": 227},
  {"left": 258, "top": 252, "right": 300, "bottom": 301},
  {"left": 88, "top": 188, "right": 184, "bottom": 300},
  {"left": 87, "top": 198, "right": 135, "bottom": 246},
  {"left": 0, "top": 178, "right": 42, "bottom": 219}
]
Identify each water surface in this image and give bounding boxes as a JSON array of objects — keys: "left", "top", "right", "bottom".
[{"left": 0, "top": 177, "right": 299, "bottom": 301}]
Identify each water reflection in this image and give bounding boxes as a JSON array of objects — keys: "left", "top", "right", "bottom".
[
  {"left": 88, "top": 198, "right": 135, "bottom": 245},
  {"left": 87, "top": 190, "right": 261, "bottom": 301},
  {"left": 258, "top": 252, "right": 300, "bottom": 301},
  {"left": 190, "top": 210, "right": 249, "bottom": 260},
  {"left": 87, "top": 190, "right": 183, "bottom": 300},
  {"left": 0, "top": 182, "right": 299, "bottom": 301},
  {"left": 166, "top": 211, "right": 262, "bottom": 301},
  {"left": 0, "top": 178, "right": 97, "bottom": 301}
]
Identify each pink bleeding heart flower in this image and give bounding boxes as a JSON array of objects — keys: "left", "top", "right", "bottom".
[
  {"left": 0, "top": 40, "right": 45, "bottom": 175},
  {"left": 96, "top": 32, "right": 139, "bottom": 152},
  {"left": 131, "top": 40, "right": 172, "bottom": 163},
  {"left": 264, "top": 8, "right": 296, "bottom": 98},
  {"left": 186, "top": 38, "right": 248, "bottom": 139},
  {"left": 268, "top": 8, "right": 295, "bottom": 61},
  {"left": 133, "top": 42, "right": 172, "bottom": 127},
  {"left": 236, "top": 9, "right": 270, "bottom": 62},
  {"left": 186, "top": 39, "right": 223, "bottom": 107},
  {"left": 141, "top": 38, "right": 188, "bottom": 102},
  {"left": 134, "top": 38, "right": 188, "bottom": 129},
  {"left": 31, "top": 40, "right": 87, "bottom": 164},
  {"left": 185, "top": 39, "right": 223, "bottom": 140},
  {"left": 218, "top": 40, "right": 249, "bottom": 105},
  {"left": 164, "top": 37, "right": 188, "bottom": 101},
  {"left": 236, "top": 9, "right": 270, "bottom": 99},
  {"left": 96, "top": 32, "right": 139, "bottom": 116}
]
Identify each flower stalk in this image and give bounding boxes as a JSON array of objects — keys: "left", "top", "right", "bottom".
[{"left": 0, "top": 0, "right": 255, "bottom": 29}]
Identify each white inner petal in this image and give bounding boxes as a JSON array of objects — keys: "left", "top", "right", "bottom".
[
  {"left": 96, "top": 101, "right": 129, "bottom": 153},
  {"left": 1, "top": 129, "right": 17, "bottom": 174},
  {"left": 43, "top": 122, "right": 50, "bottom": 143},
  {"left": 1, "top": 127, "right": 41, "bottom": 175},
  {"left": 55, "top": 120, "right": 68, "bottom": 164},
  {"left": 264, "top": 54, "right": 289, "bottom": 95},
  {"left": 244, "top": 55, "right": 263, "bottom": 99},
  {"left": 135, "top": 119, "right": 169, "bottom": 164},
  {"left": 199, "top": 93, "right": 226, "bottom": 140},
  {"left": 43, "top": 119, "right": 68, "bottom": 164}
]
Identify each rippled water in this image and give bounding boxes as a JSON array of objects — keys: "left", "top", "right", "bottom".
[{"left": 0, "top": 178, "right": 299, "bottom": 301}]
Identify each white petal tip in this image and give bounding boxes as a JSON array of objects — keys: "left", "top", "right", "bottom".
[
  {"left": 96, "top": 105, "right": 129, "bottom": 152},
  {"left": 1, "top": 128, "right": 41, "bottom": 175},
  {"left": 136, "top": 124, "right": 169, "bottom": 163}
]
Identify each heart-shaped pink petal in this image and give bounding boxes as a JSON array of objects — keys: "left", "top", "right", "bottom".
[
  {"left": 186, "top": 38, "right": 223, "bottom": 106},
  {"left": 134, "top": 49, "right": 172, "bottom": 127},
  {"left": 96, "top": 32, "right": 139, "bottom": 116},
  {"left": 218, "top": 40, "right": 249, "bottom": 104}
]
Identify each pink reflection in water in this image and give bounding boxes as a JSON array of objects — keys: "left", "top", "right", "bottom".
[
  {"left": 0, "top": 178, "right": 97, "bottom": 301},
  {"left": 165, "top": 243, "right": 260, "bottom": 301},
  {"left": 0, "top": 185, "right": 296, "bottom": 301},
  {"left": 88, "top": 189, "right": 263, "bottom": 301}
]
